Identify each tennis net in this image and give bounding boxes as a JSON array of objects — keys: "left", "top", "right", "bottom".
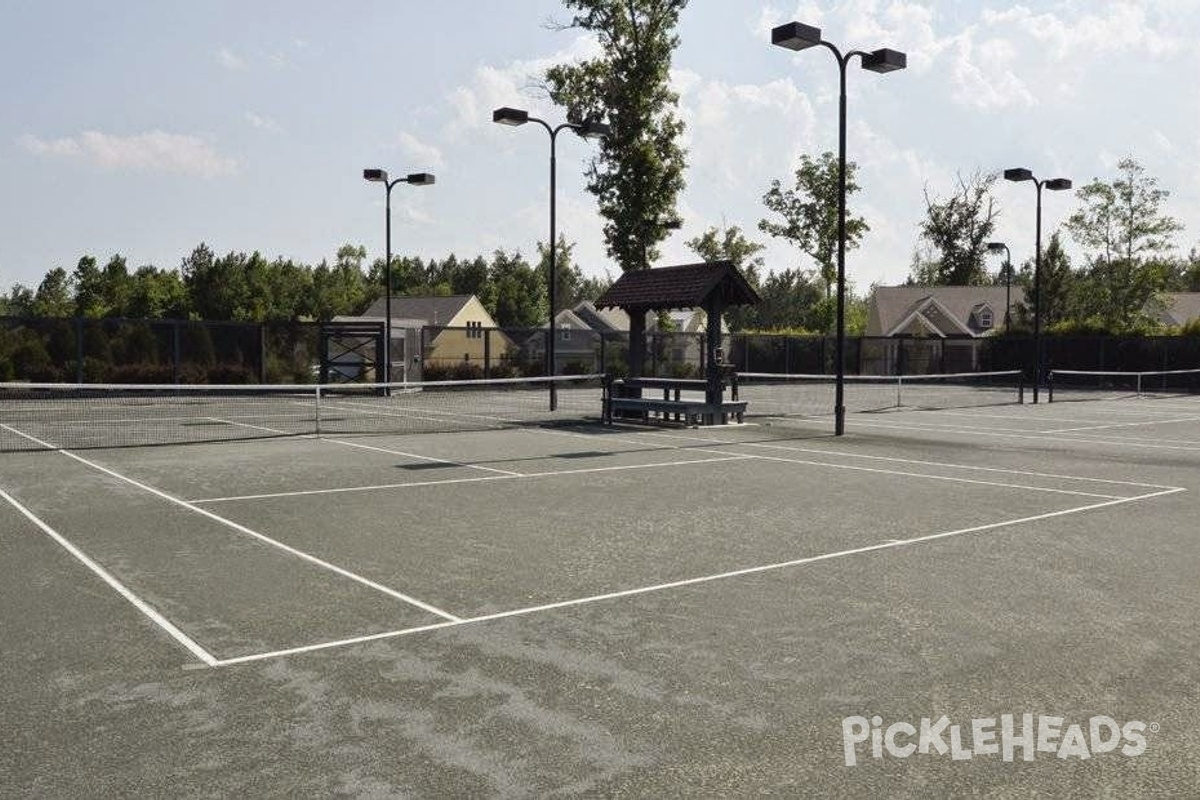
[
  {"left": 0, "top": 374, "right": 605, "bottom": 451},
  {"left": 734, "top": 370, "right": 1025, "bottom": 419},
  {"left": 1048, "top": 368, "right": 1200, "bottom": 402}
]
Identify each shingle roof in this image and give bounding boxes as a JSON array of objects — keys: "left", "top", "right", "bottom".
[
  {"left": 594, "top": 261, "right": 759, "bottom": 311},
  {"left": 867, "top": 286, "right": 1024, "bottom": 336},
  {"left": 1147, "top": 292, "right": 1200, "bottom": 326},
  {"left": 360, "top": 294, "right": 477, "bottom": 325}
]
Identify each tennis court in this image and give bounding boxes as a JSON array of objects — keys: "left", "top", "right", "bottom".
[{"left": 2, "top": 374, "right": 1199, "bottom": 795}]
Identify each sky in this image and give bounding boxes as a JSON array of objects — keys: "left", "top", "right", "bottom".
[{"left": 3, "top": 1, "right": 1200, "bottom": 298}]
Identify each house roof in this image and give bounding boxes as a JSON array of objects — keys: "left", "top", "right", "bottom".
[
  {"left": 868, "top": 286, "right": 1024, "bottom": 337},
  {"left": 1147, "top": 292, "right": 1200, "bottom": 326},
  {"left": 359, "top": 294, "right": 479, "bottom": 325},
  {"left": 594, "top": 261, "right": 760, "bottom": 311}
]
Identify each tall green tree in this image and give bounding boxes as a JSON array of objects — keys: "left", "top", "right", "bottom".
[
  {"left": 759, "top": 151, "right": 868, "bottom": 299},
  {"left": 33, "top": 268, "right": 74, "bottom": 317},
  {"left": 545, "top": 0, "right": 688, "bottom": 272},
  {"left": 488, "top": 250, "right": 545, "bottom": 328},
  {"left": 685, "top": 224, "right": 765, "bottom": 331},
  {"left": 1014, "top": 231, "right": 1074, "bottom": 330},
  {"left": 915, "top": 171, "right": 999, "bottom": 286},
  {"left": 1065, "top": 157, "right": 1184, "bottom": 330}
]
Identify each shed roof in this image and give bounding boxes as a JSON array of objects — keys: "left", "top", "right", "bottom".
[{"left": 594, "top": 261, "right": 759, "bottom": 311}]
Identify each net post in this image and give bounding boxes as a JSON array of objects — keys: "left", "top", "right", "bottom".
[
  {"left": 896, "top": 374, "right": 903, "bottom": 408},
  {"left": 1043, "top": 370, "right": 1048, "bottom": 403},
  {"left": 1136, "top": 372, "right": 1143, "bottom": 398},
  {"left": 314, "top": 385, "right": 322, "bottom": 437}
]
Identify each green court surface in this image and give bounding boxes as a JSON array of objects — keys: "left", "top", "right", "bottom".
[{"left": 3, "top": 394, "right": 1200, "bottom": 795}]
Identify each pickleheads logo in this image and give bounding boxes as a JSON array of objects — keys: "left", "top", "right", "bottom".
[{"left": 841, "top": 714, "right": 1155, "bottom": 767}]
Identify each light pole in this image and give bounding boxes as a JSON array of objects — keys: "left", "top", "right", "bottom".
[
  {"left": 493, "top": 106, "right": 609, "bottom": 410},
  {"left": 362, "top": 168, "right": 436, "bottom": 385},
  {"left": 771, "top": 22, "right": 905, "bottom": 436},
  {"left": 986, "top": 241, "right": 1013, "bottom": 329},
  {"left": 1002, "top": 168, "right": 1071, "bottom": 403}
]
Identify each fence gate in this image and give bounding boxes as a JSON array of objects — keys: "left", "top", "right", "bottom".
[{"left": 319, "top": 322, "right": 383, "bottom": 383}]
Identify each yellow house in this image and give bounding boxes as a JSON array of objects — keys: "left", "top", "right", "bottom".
[{"left": 355, "top": 294, "right": 514, "bottom": 377}]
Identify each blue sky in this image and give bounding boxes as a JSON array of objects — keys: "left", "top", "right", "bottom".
[{"left": 3, "top": 1, "right": 1199, "bottom": 297}]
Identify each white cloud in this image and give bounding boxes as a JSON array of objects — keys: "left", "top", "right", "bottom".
[
  {"left": 20, "top": 130, "right": 238, "bottom": 178},
  {"left": 444, "top": 34, "right": 603, "bottom": 141},
  {"left": 215, "top": 47, "right": 246, "bottom": 71},
  {"left": 396, "top": 131, "right": 445, "bottom": 168},
  {"left": 245, "top": 111, "right": 283, "bottom": 133},
  {"left": 985, "top": 3, "right": 1179, "bottom": 61}
]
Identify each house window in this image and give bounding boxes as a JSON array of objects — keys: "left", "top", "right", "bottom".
[
  {"left": 978, "top": 309, "right": 993, "bottom": 329},
  {"left": 466, "top": 320, "right": 483, "bottom": 339},
  {"left": 561, "top": 328, "right": 571, "bottom": 341}
]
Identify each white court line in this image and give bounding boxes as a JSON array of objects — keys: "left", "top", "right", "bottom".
[
  {"left": 839, "top": 416, "right": 1200, "bottom": 451},
  {"left": 210, "top": 412, "right": 525, "bottom": 474},
  {"left": 209, "top": 485, "right": 1186, "bottom": 667},
  {"left": 327, "top": 438, "right": 522, "bottom": 476},
  {"left": 1045, "top": 415, "right": 1200, "bottom": 434},
  {"left": 608, "top": 426, "right": 1178, "bottom": 491},
  {"left": 0, "top": 423, "right": 462, "bottom": 624},
  {"left": 0, "top": 486, "right": 219, "bottom": 667},
  {"left": 189, "top": 454, "right": 756, "bottom": 503}
]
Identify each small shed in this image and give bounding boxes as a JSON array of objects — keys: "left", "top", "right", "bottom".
[{"left": 595, "top": 260, "right": 760, "bottom": 404}]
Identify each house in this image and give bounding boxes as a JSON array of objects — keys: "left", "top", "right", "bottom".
[
  {"left": 864, "top": 286, "right": 1025, "bottom": 374},
  {"left": 523, "top": 306, "right": 605, "bottom": 374},
  {"left": 350, "top": 294, "right": 512, "bottom": 380},
  {"left": 866, "top": 286, "right": 1024, "bottom": 338},
  {"left": 1145, "top": 292, "right": 1200, "bottom": 328}
]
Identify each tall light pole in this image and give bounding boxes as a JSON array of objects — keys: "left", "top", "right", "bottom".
[
  {"left": 771, "top": 22, "right": 906, "bottom": 436},
  {"left": 493, "top": 106, "right": 609, "bottom": 410},
  {"left": 1002, "top": 168, "right": 1071, "bottom": 403},
  {"left": 986, "top": 241, "right": 1013, "bottom": 329},
  {"left": 362, "top": 168, "right": 436, "bottom": 385}
]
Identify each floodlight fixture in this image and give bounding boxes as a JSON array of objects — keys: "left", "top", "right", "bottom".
[
  {"left": 1004, "top": 167, "right": 1034, "bottom": 182},
  {"left": 363, "top": 168, "right": 388, "bottom": 183},
  {"left": 862, "top": 48, "right": 907, "bottom": 73},
  {"left": 404, "top": 172, "right": 436, "bottom": 186},
  {"left": 1045, "top": 178, "right": 1072, "bottom": 191},
  {"left": 575, "top": 120, "right": 611, "bottom": 139},
  {"left": 771, "top": 22, "right": 822, "bottom": 51},
  {"left": 492, "top": 107, "right": 530, "bottom": 126}
]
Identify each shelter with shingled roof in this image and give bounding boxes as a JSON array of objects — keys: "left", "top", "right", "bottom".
[{"left": 595, "top": 260, "right": 759, "bottom": 422}]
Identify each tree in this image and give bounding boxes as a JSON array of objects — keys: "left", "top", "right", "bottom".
[
  {"left": 754, "top": 269, "right": 824, "bottom": 332},
  {"left": 759, "top": 151, "right": 868, "bottom": 298},
  {"left": 1065, "top": 157, "right": 1185, "bottom": 330},
  {"left": 685, "top": 224, "right": 765, "bottom": 331},
  {"left": 1014, "top": 231, "right": 1074, "bottom": 329},
  {"left": 125, "top": 266, "right": 189, "bottom": 319},
  {"left": 545, "top": 0, "right": 688, "bottom": 272},
  {"left": 488, "top": 250, "right": 545, "bottom": 328},
  {"left": 916, "top": 171, "right": 999, "bottom": 286},
  {"left": 33, "top": 268, "right": 74, "bottom": 317}
]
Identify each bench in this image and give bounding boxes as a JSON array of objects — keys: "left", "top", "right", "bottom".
[{"left": 603, "top": 376, "right": 748, "bottom": 426}]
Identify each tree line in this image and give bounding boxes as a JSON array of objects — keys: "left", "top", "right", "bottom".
[{"left": 5, "top": 0, "right": 1199, "bottom": 339}]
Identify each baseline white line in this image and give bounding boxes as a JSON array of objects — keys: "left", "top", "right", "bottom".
[
  {"left": 189, "top": 454, "right": 755, "bottom": 504},
  {"left": 1045, "top": 415, "right": 1200, "bottom": 434},
  {"left": 613, "top": 427, "right": 1178, "bottom": 491},
  {"left": 741, "top": 452, "right": 1124, "bottom": 500},
  {"left": 210, "top": 485, "right": 1185, "bottom": 667},
  {"left": 0, "top": 424, "right": 462, "bottom": 623},
  {"left": 0, "top": 486, "right": 218, "bottom": 667},
  {"left": 842, "top": 417, "right": 1200, "bottom": 452}
]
